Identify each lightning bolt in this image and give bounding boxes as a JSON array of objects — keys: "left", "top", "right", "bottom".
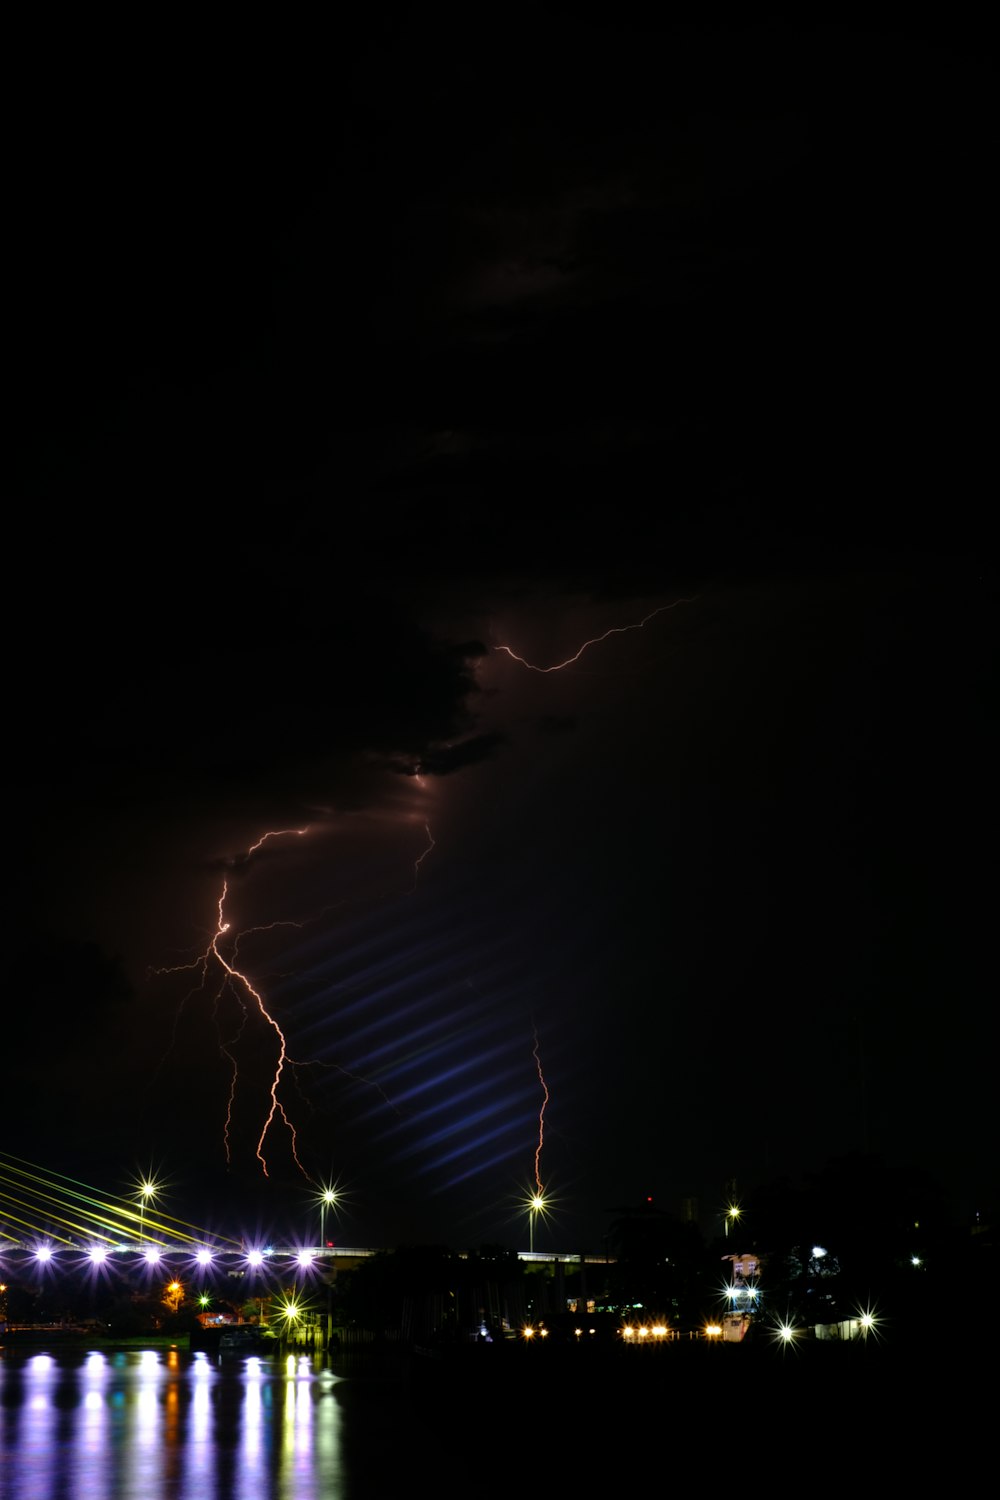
[
  {"left": 413, "top": 820, "right": 436, "bottom": 888},
  {"left": 244, "top": 827, "right": 311, "bottom": 858},
  {"left": 209, "top": 873, "right": 304, "bottom": 1178},
  {"left": 150, "top": 827, "right": 315, "bottom": 1181},
  {"left": 141, "top": 597, "right": 692, "bottom": 1201},
  {"left": 219, "top": 1001, "right": 250, "bottom": 1167},
  {"left": 494, "top": 596, "right": 699, "bottom": 673},
  {"left": 152, "top": 810, "right": 425, "bottom": 1180},
  {"left": 531, "top": 1021, "right": 549, "bottom": 1197}
]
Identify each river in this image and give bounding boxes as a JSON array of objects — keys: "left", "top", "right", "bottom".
[{"left": 0, "top": 1342, "right": 464, "bottom": 1499}]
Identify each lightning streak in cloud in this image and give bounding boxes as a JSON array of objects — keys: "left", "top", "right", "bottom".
[
  {"left": 413, "top": 821, "right": 436, "bottom": 888},
  {"left": 494, "top": 597, "right": 698, "bottom": 673},
  {"left": 244, "top": 827, "right": 311, "bottom": 859}
]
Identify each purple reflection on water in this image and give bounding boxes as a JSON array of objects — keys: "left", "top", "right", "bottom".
[{"left": 0, "top": 1347, "right": 345, "bottom": 1500}]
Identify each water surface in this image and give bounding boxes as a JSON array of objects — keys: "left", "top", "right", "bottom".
[{"left": 0, "top": 1344, "right": 436, "bottom": 1500}]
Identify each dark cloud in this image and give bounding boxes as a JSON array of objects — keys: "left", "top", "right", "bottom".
[
  {"left": 413, "top": 733, "right": 509, "bottom": 777},
  {"left": 535, "top": 715, "right": 579, "bottom": 737}
]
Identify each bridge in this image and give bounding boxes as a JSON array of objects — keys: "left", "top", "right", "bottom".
[
  {"left": 0, "top": 1155, "right": 613, "bottom": 1287},
  {"left": 0, "top": 1242, "right": 611, "bottom": 1271}
]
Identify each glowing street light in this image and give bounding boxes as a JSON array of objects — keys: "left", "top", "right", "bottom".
[
  {"left": 136, "top": 1179, "right": 159, "bottom": 1245},
  {"left": 529, "top": 1193, "right": 546, "bottom": 1253},
  {"left": 773, "top": 1319, "right": 799, "bottom": 1350},
  {"left": 317, "top": 1186, "right": 339, "bottom": 1249},
  {"left": 276, "top": 1296, "right": 303, "bottom": 1335},
  {"left": 856, "top": 1302, "right": 883, "bottom": 1341},
  {"left": 724, "top": 1203, "right": 742, "bottom": 1238}
]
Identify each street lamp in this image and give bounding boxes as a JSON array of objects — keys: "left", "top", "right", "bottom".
[
  {"left": 775, "top": 1320, "right": 798, "bottom": 1346},
  {"left": 724, "top": 1203, "right": 741, "bottom": 1239},
  {"left": 136, "top": 1179, "right": 158, "bottom": 1245},
  {"left": 318, "top": 1188, "right": 339, "bottom": 1249},
  {"left": 529, "top": 1193, "right": 546, "bottom": 1253}
]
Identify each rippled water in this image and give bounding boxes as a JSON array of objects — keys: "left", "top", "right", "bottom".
[
  {"left": 0, "top": 1345, "right": 432, "bottom": 1500},
  {"left": 2, "top": 1333, "right": 979, "bottom": 1496}
]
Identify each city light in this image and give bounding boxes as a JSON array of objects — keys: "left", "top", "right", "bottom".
[
  {"left": 316, "top": 1184, "right": 341, "bottom": 1248},
  {"left": 772, "top": 1318, "right": 800, "bottom": 1349},
  {"left": 275, "top": 1296, "right": 304, "bottom": 1328},
  {"left": 856, "top": 1302, "right": 885, "bottom": 1341},
  {"left": 134, "top": 1178, "right": 160, "bottom": 1244},
  {"left": 523, "top": 1189, "right": 551, "bottom": 1254}
]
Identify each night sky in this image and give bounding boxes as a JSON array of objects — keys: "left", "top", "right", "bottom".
[{"left": 7, "top": 13, "right": 993, "bottom": 1253}]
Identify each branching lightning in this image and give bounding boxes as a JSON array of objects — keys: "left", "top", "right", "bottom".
[
  {"left": 136, "top": 592, "right": 695, "bottom": 1210},
  {"left": 210, "top": 873, "right": 304, "bottom": 1178},
  {"left": 494, "top": 597, "right": 698, "bottom": 673},
  {"left": 152, "top": 811, "right": 421, "bottom": 1181},
  {"left": 152, "top": 828, "right": 316, "bottom": 1181}
]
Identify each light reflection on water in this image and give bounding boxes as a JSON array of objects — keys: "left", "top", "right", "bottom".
[{"left": 0, "top": 1346, "right": 347, "bottom": 1500}]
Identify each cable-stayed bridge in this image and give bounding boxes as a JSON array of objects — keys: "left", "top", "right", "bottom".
[{"left": 0, "top": 1154, "right": 606, "bottom": 1274}]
